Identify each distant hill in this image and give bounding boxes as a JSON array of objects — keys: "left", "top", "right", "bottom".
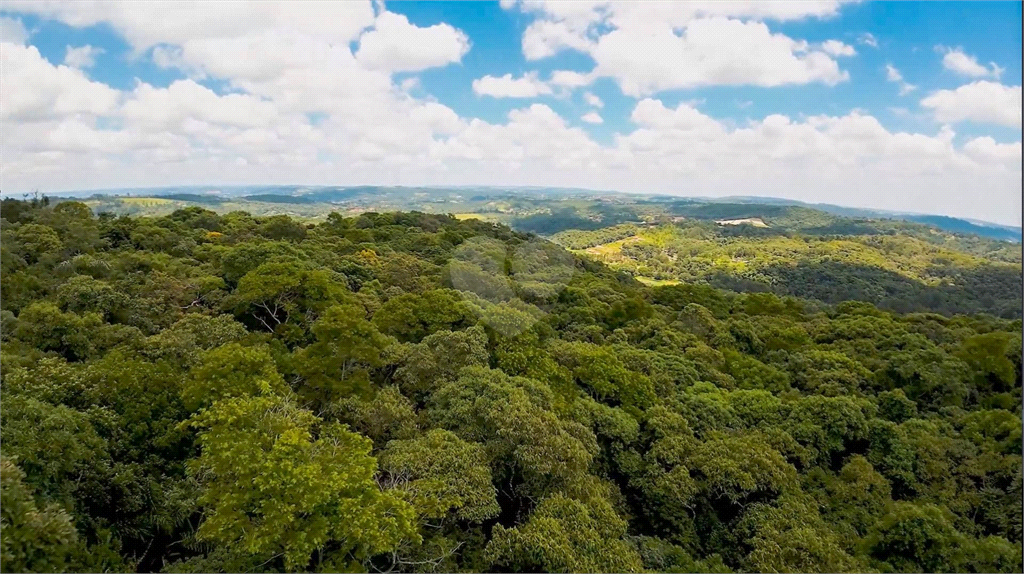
[
  {"left": 901, "top": 215, "right": 1022, "bottom": 242},
  {"left": 243, "top": 194, "right": 316, "bottom": 204},
  {"left": 718, "top": 196, "right": 1022, "bottom": 242},
  {"left": 9, "top": 185, "right": 1018, "bottom": 242}
]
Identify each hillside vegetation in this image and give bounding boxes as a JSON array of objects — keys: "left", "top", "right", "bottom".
[
  {"left": 552, "top": 219, "right": 1022, "bottom": 319},
  {"left": 1, "top": 198, "right": 1021, "bottom": 573}
]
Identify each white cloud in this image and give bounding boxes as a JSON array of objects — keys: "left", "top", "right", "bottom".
[
  {"left": 581, "top": 111, "right": 603, "bottom": 124},
  {"left": 356, "top": 11, "right": 470, "bottom": 72},
  {"left": 151, "top": 45, "right": 193, "bottom": 73},
  {"left": 920, "top": 81, "right": 1022, "bottom": 128},
  {"left": 433, "top": 99, "right": 1021, "bottom": 225},
  {"left": 409, "top": 102, "right": 465, "bottom": 136},
  {"left": 4, "top": 0, "right": 377, "bottom": 51},
  {"left": 472, "top": 72, "right": 553, "bottom": 98},
  {"left": 857, "top": 32, "right": 878, "bottom": 48},
  {"left": 938, "top": 46, "right": 1003, "bottom": 79},
  {"left": 549, "top": 70, "right": 591, "bottom": 89},
  {"left": 1, "top": 1, "right": 472, "bottom": 190},
  {"left": 2, "top": 0, "right": 1021, "bottom": 226},
  {"left": 0, "top": 43, "right": 120, "bottom": 121},
  {"left": 504, "top": 2, "right": 852, "bottom": 96},
  {"left": 962, "top": 137, "right": 1022, "bottom": 167},
  {"left": 592, "top": 18, "right": 848, "bottom": 96},
  {"left": 507, "top": 0, "right": 854, "bottom": 23},
  {"left": 630, "top": 98, "right": 724, "bottom": 135},
  {"left": 120, "top": 79, "right": 280, "bottom": 129},
  {"left": 0, "top": 16, "right": 28, "bottom": 44},
  {"left": 820, "top": 40, "right": 856, "bottom": 57},
  {"left": 885, "top": 64, "right": 916, "bottom": 96},
  {"left": 64, "top": 44, "right": 105, "bottom": 68},
  {"left": 522, "top": 19, "right": 594, "bottom": 60},
  {"left": 436, "top": 104, "right": 602, "bottom": 169}
]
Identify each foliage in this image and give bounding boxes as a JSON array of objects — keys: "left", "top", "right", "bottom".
[
  {"left": 1, "top": 199, "right": 1020, "bottom": 573},
  {"left": 559, "top": 221, "right": 1022, "bottom": 318}
]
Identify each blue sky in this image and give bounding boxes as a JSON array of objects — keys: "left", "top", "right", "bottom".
[
  {"left": 400, "top": 0, "right": 1023, "bottom": 144},
  {"left": 1, "top": 1, "right": 1021, "bottom": 224}
]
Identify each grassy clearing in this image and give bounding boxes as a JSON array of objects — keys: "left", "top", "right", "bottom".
[
  {"left": 635, "top": 276, "right": 682, "bottom": 286},
  {"left": 581, "top": 236, "right": 642, "bottom": 257},
  {"left": 452, "top": 212, "right": 502, "bottom": 222},
  {"left": 119, "top": 197, "right": 175, "bottom": 206}
]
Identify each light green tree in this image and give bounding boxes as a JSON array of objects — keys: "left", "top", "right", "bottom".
[{"left": 189, "top": 395, "right": 419, "bottom": 570}]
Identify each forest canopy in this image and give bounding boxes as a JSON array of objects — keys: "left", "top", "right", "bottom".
[{"left": 0, "top": 199, "right": 1021, "bottom": 573}]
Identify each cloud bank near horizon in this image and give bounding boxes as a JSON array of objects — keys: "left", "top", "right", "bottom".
[{"left": 1, "top": 1, "right": 1021, "bottom": 225}]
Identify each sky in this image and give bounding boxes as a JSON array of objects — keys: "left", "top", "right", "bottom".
[{"left": 0, "top": 0, "right": 1021, "bottom": 225}]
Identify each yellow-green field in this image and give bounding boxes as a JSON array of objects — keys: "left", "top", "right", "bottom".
[
  {"left": 452, "top": 212, "right": 498, "bottom": 222},
  {"left": 634, "top": 276, "right": 682, "bottom": 286},
  {"left": 119, "top": 197, "right": 175, "bottom": 206},
  {"left": 578, "top": 236, "right": 641, "bottom": 258}
]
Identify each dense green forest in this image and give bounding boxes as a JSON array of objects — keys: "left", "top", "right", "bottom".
[
  {"left": 1, "top": 198, "right": 1022, "bottom": 573},
  {"left": 552, "top": 219, "right": 1023, "bottom": 319}
]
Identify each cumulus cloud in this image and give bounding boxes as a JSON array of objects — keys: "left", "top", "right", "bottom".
[
  {"left": 472, "top": 72, "right": 553, "bottom": 98},
  {"left": 920, "top": 81, "right": 1022, "bottom": 128},
  {"left": 356, "top": 11, "right": 470, "bottom": 72},
  {"left": 428, "top": 98, "right": 1021, "bottom": 224},
  {"left": 522, "top": 19, "right": 594, "bottom": 60},
  {"left": 885, "top": 64, "right": 916, "bottom": 96},
  {"left": 503, "top": 2, "right": 852, "bottom": 96},
  {"left": 0, "top": 43, "right": 120, "bottom": 121},
  {"left": 581, "top": 112, "right": 603, "bottom": 124},
  {"left": 0, "top": 0, "right": 469, "bottom": 189},
  {"left": 120, "top": 80, "right": 280, "bottom": 129},
  {"left": 962, "top": 137, "right": 1022, "bottom": 167},
  {"left": 1, "top": 0, "right": 1021, "bottom": 226},
  {"left": 64, "top": 44, "right": 105, "bottom": 68},
  {"left": 3, "top": 0, "right": 377, "bottom": 51},
  {"left": 937, "top": 46, "right": 1004, "bottom": 79},
  {"left": 0, "top": 16, "right": 28, "bottom": 44},
  {"left": 549, "top": 70, "right": 591, "bottom": 89},
  {"left": 820, "top": 40, "right": 856, "bottom": 57}
]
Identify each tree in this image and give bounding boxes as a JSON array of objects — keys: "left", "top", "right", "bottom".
[
  {"left": 957, "top": 332, "right": 1018, "bottom": 394},
  {"left": 426, "top": 366, "right": 596, "bottom": 494},
  {"left": 230, "top": 260, "right": 351, "bottom": 340},
  {"left": 289, "top": 303, "right": 391, "bottom": 406},
  {"left": 12, "top": 224, "right": 63, "bottom": 265},
  {"left": 392, "top": 326, "right": 489, "bottom": 398},
  {"left": 182, "top": 342, "right": 288, "bottom": 411},
  {"left": 786, "top": 350, "right": 873, "bottom": 396},
  {"left": 331, "top": 386, "right": 419, "bottom": 447},
  {"left": 738, "top": 494, "right": 864, "bottom": 573},
  {"left": 822, "top": 455, "right": 893, "bottom": 537},
  {"left": 372, "top": 289, "right": 473, "bottom": 343},
  {"left": 486, "top": 494, "right": 644, "bottom": 573},
  {"left": 864, "top": 502, "right": 968, "bottom": 573},
  {"left": 689, "top": 432, "right": 798, "bottom": 506},
  {"left": 786, "top": 395, "right": 871, "bottom": 466},
  {"left": 2, "top": 199, "right": 1022, "bottom": 572},
  {"left": 12, "top": 303, "right": 102, "bottom": 361},
  {"left": 188, "top": 395, "right": 419, "bottom": 570},
  {"left": 550, "top": 340, "right": 656, "bottom": 410},
  {"left": 378, "top": 429, "right": 499, "bottom": 523},
  {"left": 0, "top": 458, "right": 79, "bottom": 574}
]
